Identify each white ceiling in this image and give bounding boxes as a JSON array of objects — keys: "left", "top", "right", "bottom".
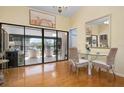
[{"left": 29, "top": 6, "right": 81, "bottom": 17}]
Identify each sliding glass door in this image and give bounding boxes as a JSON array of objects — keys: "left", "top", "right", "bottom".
[
  {"left": 44, "top": 30, "right": 57, "bottom": 63},
  {"left": 25, "top": 27, "right": 42, "bottom": 65},
  {"left": 0, "top": 23, "right": 68, "bottom": 67},
  {"left": 2, "top": 24, "right": 25, "bottom": 66}
]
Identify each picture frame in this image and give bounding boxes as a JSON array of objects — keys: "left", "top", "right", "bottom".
[
  {"left": 91, "top": 35, "right": 98, "bottom": 47},
  {"left": 29, "top": 10, "right": 56, "bottom": 28},
  {"left": 86, "top": 36, "right": 92, "bottom": 47},
  {"left": 99, "top": 34, "right": 108, "bottom": 47}
]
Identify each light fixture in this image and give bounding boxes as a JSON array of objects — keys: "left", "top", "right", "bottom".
[
  {"left": 53, "top": 6, "right": 68, "bottom": 13},
  {"left": 104, "top": 20, "right": 109, "bottom": 24}
]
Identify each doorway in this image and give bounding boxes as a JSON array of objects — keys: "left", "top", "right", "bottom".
[
  {"left": 25, "top": 27, "right": 42, "bottom": 65},
  {"left": 44, "top": 30, "right": 57, "bottom": 63},
  {"left": 44, "top": 38, "right": 56, "bottom": 63},
  {"left": 69, "top": 28, "right": 77, "bottom": 48}
]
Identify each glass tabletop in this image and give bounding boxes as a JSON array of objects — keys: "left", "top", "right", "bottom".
[
  {"left": 81, "top": 53, "right": 107, "bottom": 56},
  {"left": 79, "top": 52, "right": 107, "bottom": 61}
]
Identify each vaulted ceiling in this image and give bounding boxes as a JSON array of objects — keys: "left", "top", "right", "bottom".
[{"left": 30, "top": 6, "right": 81, "bottom": 17}]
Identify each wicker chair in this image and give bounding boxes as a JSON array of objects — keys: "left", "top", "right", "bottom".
[
  {"left": 92, "top": 48, "right": 118, "bottom": 79},
  {"left": 69, "top": 48, "right": 89, "bottom": 75}
]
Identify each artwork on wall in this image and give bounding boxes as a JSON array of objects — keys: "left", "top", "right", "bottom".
[
  {"left": 99, "top": 34, "right": 108, "bottom": 47},
  {"left": 29, "top": 10, "right": 56, "bottom": 28},
  {"left": 86, "top": 36, "right": 91, "bottom": 47},
  {"left": 91, "top": 35, "right": 98, "bottom": 47}
]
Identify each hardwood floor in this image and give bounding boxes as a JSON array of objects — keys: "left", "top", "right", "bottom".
[{"left": 1, "top": 61, "right": 124, "bottom": 87}]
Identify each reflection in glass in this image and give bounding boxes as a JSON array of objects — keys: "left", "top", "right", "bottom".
[
  {"left": 44, "top": 30, "right": 57, "bottom": 63},
  {"left": 86, "top": 15, "right": 110, "bottom": 48},
  {"left": 58, "top": 32, "right": 68, "bottom": 60},
  {"left": 0, "top": 24, "right": 68, "bottom": 67},
  {"left": 2, "top": 24, "right": 25, "bottom": 66},
  {"left": 25, "top": 27, "right": 42, "bottom": 65}
]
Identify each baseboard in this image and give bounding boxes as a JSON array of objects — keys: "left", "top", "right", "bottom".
[
  {"left": 95, "top": 68, "right": 124, "bottom": 77},
  {"left": 109, "top": 70, "right": 124, "bottom": 77},
  {"left": 108, "top": 70, "right": 124, "bottom": 77},
  {"left": 115, "top": 72, "right": 124, "bottom": 77}
]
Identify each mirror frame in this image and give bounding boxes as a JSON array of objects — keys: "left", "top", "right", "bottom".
[{"left": 85, "top": 14, "right": 111, "bottom": 49}]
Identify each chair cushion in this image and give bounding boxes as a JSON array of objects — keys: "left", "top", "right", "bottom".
[
  {"left": 79, "top": 59, "right": 89, "bottom": 63},
  {"left": 76, "top": 59, "right": 88, "bottom": 66},
  {"left": 92, "top": 60, "right": 111, "bottom": 69}
]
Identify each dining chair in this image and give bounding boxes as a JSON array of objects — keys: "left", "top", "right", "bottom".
[
  {"left": 69, "top": 48, "right": 89, "bottom": 76},
  {"left": 92, "top": 48, "right": 118, "bottom": 79}
]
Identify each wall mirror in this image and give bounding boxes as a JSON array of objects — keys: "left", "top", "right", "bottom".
[{"left": 85, "top": 15, "right": 111, "bottom": 48}]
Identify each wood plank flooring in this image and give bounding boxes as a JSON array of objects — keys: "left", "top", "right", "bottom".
[{"left": 1, "top": 61, "right": 124, "bottom": 87}]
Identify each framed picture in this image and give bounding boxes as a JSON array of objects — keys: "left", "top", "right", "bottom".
[
  {"left": 29, "top": 10, "right": 56, "bottom": 28},
  {"left": 91, "top": 35, "right": 98, "bottom": 47},
  {"left": 86, "top": 36, "right": 91, "bottom": 47},
  {"left": 99, "top": 34, "right": 108, "bottom": 47}
]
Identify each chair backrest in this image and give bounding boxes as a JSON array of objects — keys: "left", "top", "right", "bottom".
[
  {"left": 107, "top": 48, "right": 118, "bottom": 65},
  {"left": 69, "top": 48, "right": 79, "bottom": 63}
]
